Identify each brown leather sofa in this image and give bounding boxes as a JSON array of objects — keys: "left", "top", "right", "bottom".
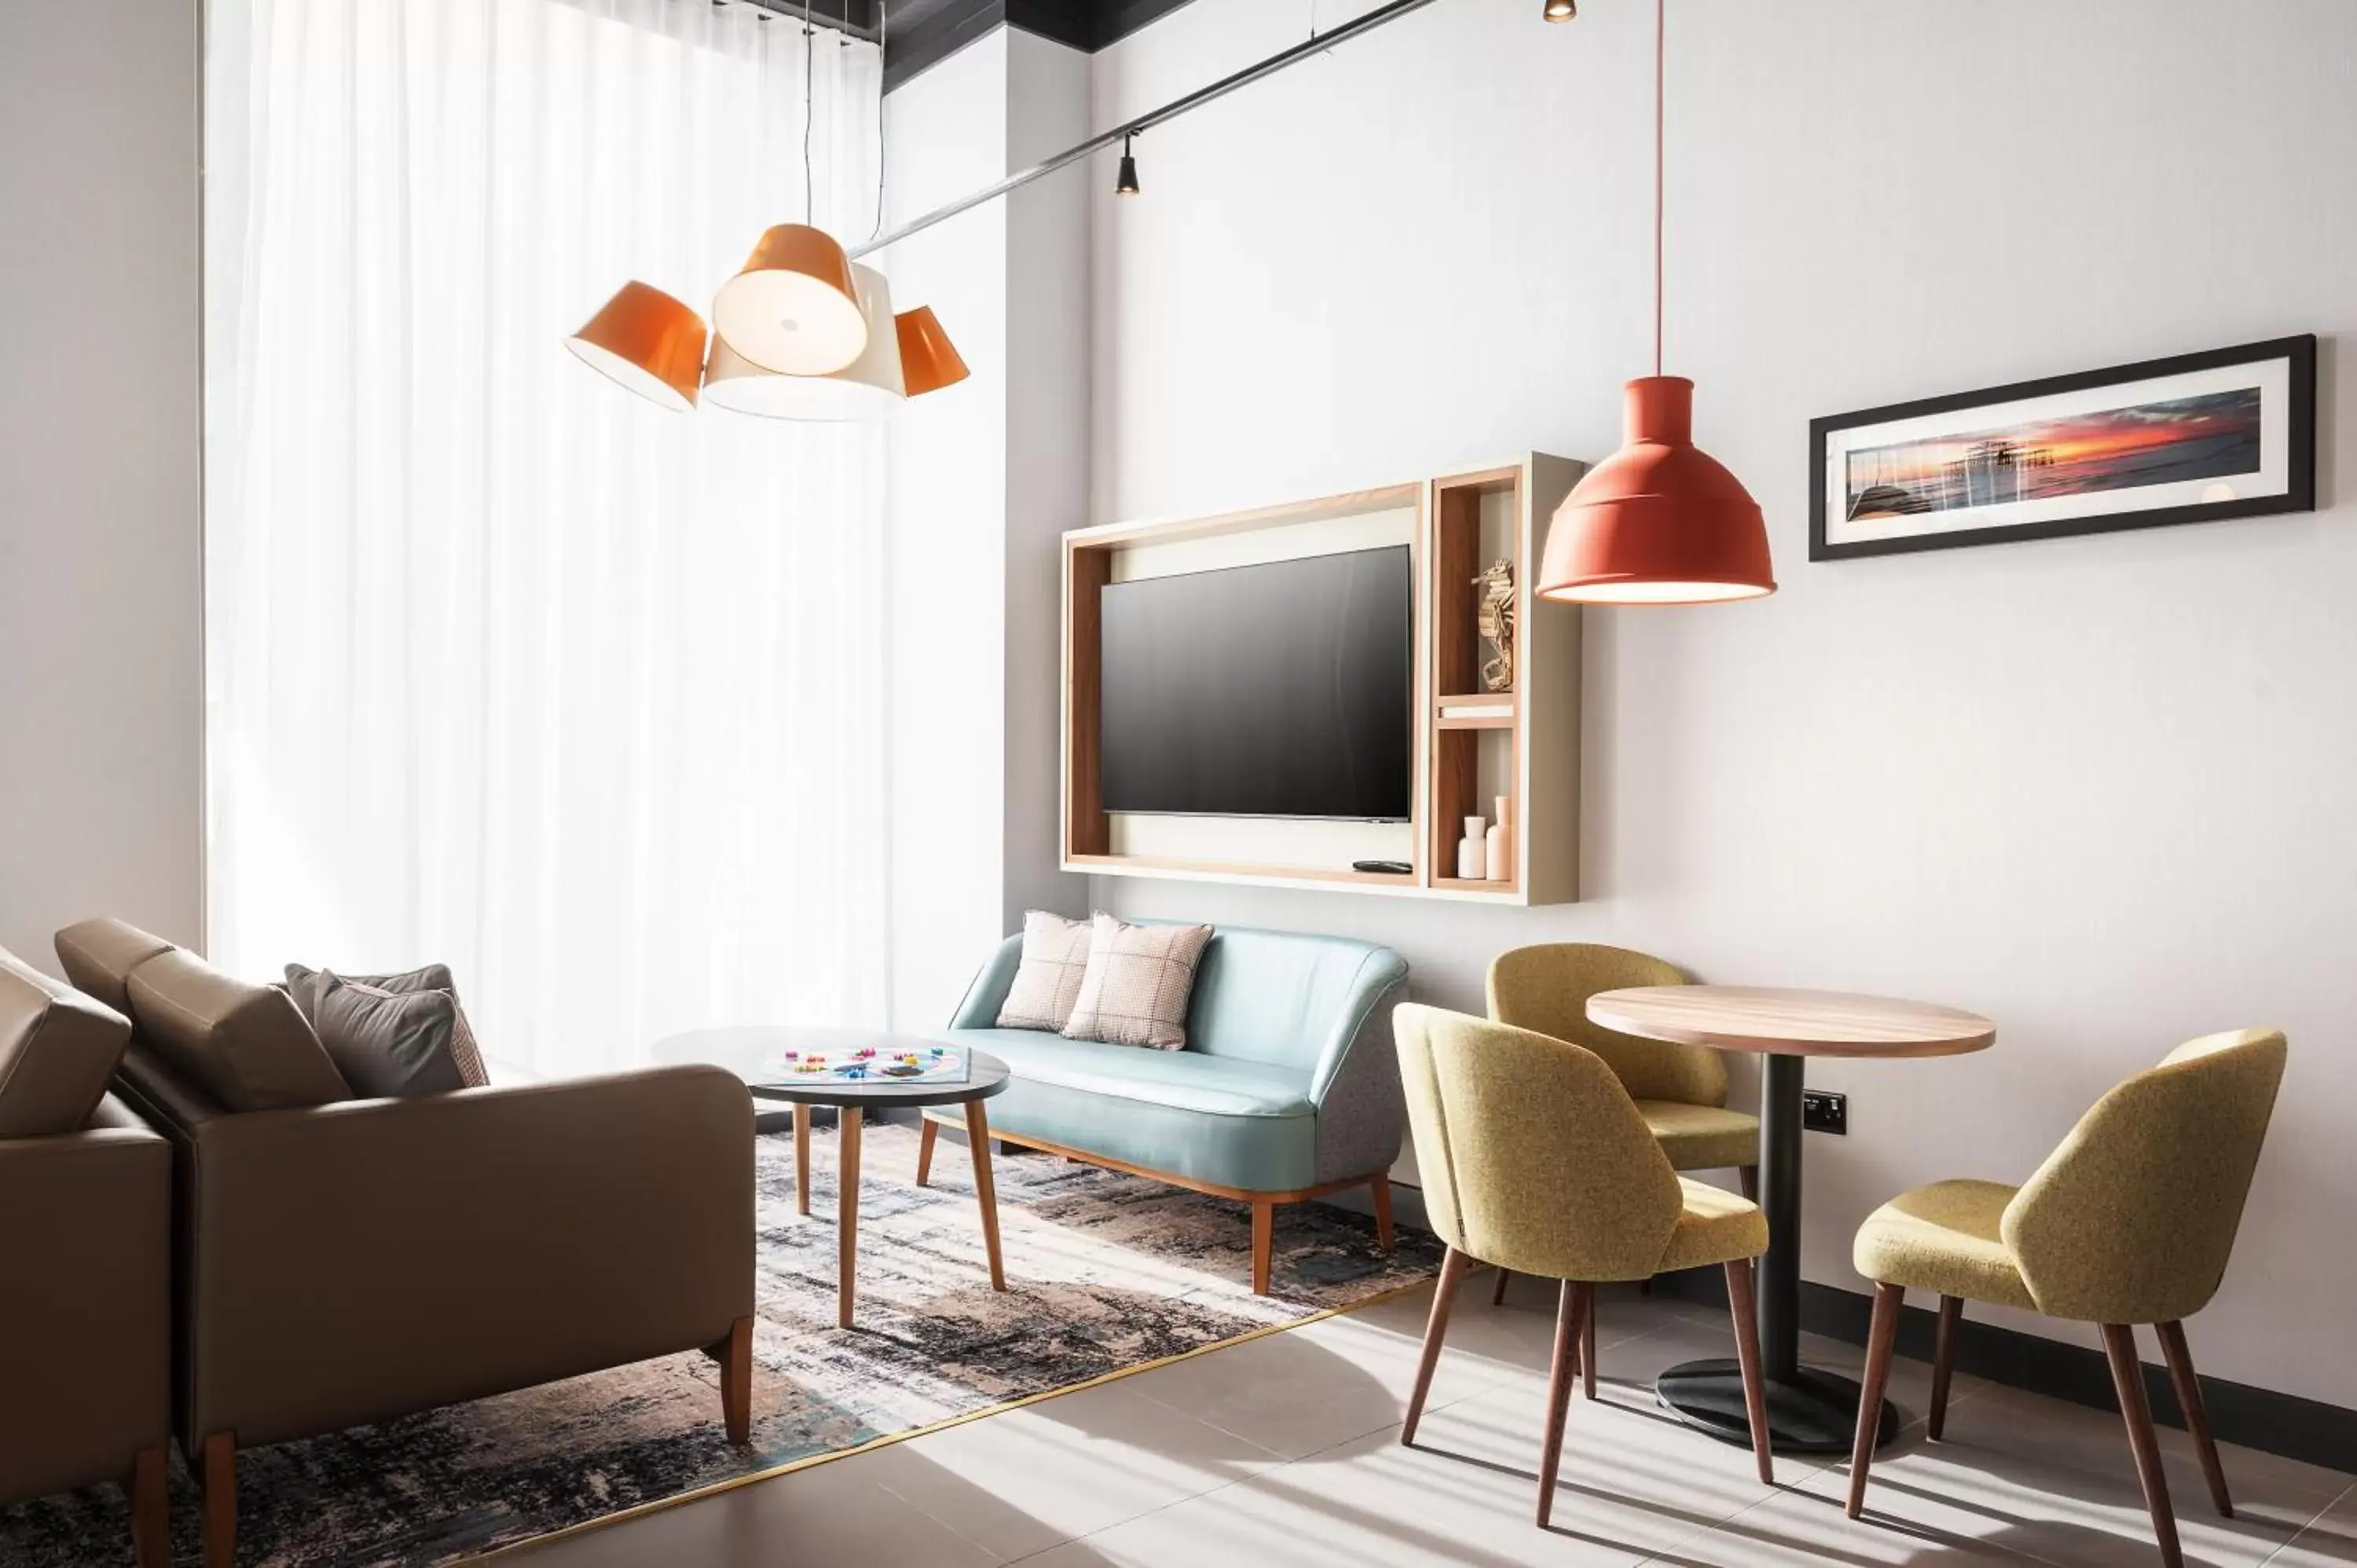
[
  {"left": 0, "top": 947, "right": 171, "bottom": 1566},
  {"left": 56, "top": 918, "right": 759, "bottom": 1568}
]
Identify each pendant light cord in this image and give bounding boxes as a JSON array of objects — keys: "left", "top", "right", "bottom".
[
  {"left": 1654, "top": 0, "right": 1664, "bottom": 379},
  {"left": 803, "top": 0, "right": 816, "bottom": 222}
]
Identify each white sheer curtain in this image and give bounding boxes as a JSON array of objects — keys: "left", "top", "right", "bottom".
[{"left": 204, "top": 0, "right": 889, "bottom": 1078}]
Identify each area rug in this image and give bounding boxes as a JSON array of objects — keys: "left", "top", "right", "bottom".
[{"left": 1, "top": 1121, "right": 1439, "bottom": 1567}]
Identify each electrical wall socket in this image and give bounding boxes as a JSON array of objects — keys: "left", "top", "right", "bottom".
[{"left": 1802, "top": 1090, "right": 1848, "bottom": 1135}]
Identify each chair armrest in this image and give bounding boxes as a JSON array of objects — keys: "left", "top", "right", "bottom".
[
  {"left": 948, "top": 935, "right": 1025, "bottom": 1029},
  {"left": 0, "top": 1101, "right": 170, "bottom": 1503},
  {"left": 1307, "top": 950, "right": 1410, "bottom": 1185},
  {"left": 185, "top": 1065, "right": 753, "bottom": 1449}
]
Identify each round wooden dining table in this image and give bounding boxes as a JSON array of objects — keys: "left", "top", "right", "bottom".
[{"left": 1586, "top": 985, "right": 1996, "bottom": 1455}]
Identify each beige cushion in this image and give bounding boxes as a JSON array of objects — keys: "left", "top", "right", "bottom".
[
  {"left": 125, "top": 949, "right": 350, "bottom": 1113},
  {"left": 1853, "top": 1178, "right": 2036, "bottom": 1312},
  {"left": 0, "top": 948, "right": 134, "bottom": 1138},
  {"left": 1659, "top": 1178, "right": 1771, "bottom": 1273},
  {"left": 53, "top": 918, "right": 177, "bottom": 1015},
  {"left": 1636, "top": 1099, "right": 1759, "bottom": 1171},
  {"left": 994, "top": 911, "right": 1094, "bottom": 1031},
  {"left": 1062, "top": 914, "right": 1213, "bottom": 1052}
]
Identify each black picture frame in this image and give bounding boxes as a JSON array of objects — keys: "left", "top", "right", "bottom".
[{"left": 1809, "top": 335, "right": 2317, "bottom": 562}]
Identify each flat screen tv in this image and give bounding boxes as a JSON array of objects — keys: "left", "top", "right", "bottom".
[{"left": 1098, "top": 545, "right": 1412, "bottom": 821}]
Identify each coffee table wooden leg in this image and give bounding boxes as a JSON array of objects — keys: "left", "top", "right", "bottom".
[
  {"left": 837, "top": 1106, "right": 863, "bottom": 1328},
  {"left": 966, "top": 1100, "right": 1006, "bottom": 1291},
  {"left": 794, "top": 1104, "right": 812, "bottom": 1218}
]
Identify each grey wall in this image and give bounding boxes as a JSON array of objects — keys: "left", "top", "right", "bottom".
[
  {"left": 0, "top": 1, "right": 204, "bottom": 969},
  {"left": 1087, "top": 0, "right": 2357, "bottom": 1403}
]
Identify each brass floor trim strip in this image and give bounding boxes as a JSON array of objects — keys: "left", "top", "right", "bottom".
[{"left": 477, "top": 1273, "right": 1436, "bottom": 1562}]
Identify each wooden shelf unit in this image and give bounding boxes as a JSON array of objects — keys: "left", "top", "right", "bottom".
[{"left": 1062, "top": 454, "right": 1585, "bottom": 903}]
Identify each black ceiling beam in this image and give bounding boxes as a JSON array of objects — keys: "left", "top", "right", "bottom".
[{"left": 882, "top": 0, "right": 1203, "bottom": 92}]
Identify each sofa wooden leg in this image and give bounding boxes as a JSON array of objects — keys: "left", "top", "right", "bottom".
[
  {"left": 1369, "top": 1176, "right": 1395, "bottom": 1251},
  {"left": 916, "top": 1116, "right": 938, "bottom": 1187},
  {"left": 718, "top": 1314, "right": 753, "bottom": 1445},
  {"left": 1405, "top": 1247, "right": 1468, "bottom": 1444},
  {"left": 128, "top": 1445, "right": 167, "bottom": 1568},
  {"left": 202, "top": 1431, "right": 236, "bottom": 1568},
  {"left": 1250, "top": 1200, "right": 1274, "bottom": 1294}
]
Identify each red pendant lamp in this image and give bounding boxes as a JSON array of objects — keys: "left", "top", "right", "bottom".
[{"left": 1537, "top": 0, "right": 1774, "bottom": 605}]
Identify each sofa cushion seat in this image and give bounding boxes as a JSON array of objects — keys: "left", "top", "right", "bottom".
[{"left": 942, "top": 1027, "right": 1319, "bottom": 1193}]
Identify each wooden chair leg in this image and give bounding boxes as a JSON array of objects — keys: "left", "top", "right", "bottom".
[
  {"left": 1724, "top": 1258, "right": 1774, "bottom": 1484},
  {"left": 1538, "top": 1280, "right": 1589, "bottom": 1528},
  {"left": 2103, "top": 1324, "right": 2184, "bottom": 1568},
  {"left": 1369, "top": 1176, "right": 1395, "bottom": 1251},
  {"left": 202, "top": 1431, "right": 236, "bottom": 1568},
  {"left": 717, "top": 1314, "right": 753, "bottom": 1445},
  {"left": 129, "top": 1445, "right": 168, "bottom": 1568},
  {"left": 1846, "top": 1282, "right": 1903, "bottom": 1519},
  {"left": 1492, "top": 1266, "right": 1513, "bottom": 1306},
  {"left": 1250, "top": 1200, "right": 1274, "bottom": 1295},
  {"left": 1403, "top": 1247, "right": 1470, "bottom": 1444},
  {"left": 1929, "top": 1295, "right": 1963, "bottom": 1440},
  {"left": 1739, "top": 1164, "right": 1759, "bottom": 1203},
  {"left": 2157, "top": 1321, "right": 2232, "bottom": 1518},
  {"left": 915, "top": 1116, "right": 938, "bottom": 1187},
  {"left": 1581, "top": 1284, "right": 1597, "bottom": 1400}
]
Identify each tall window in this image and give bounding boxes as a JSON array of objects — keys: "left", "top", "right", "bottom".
[{"left": 204, "top": 0, "right": 889, "bottom": 1077}]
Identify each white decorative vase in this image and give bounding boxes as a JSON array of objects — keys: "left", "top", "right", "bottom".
[
  {"left": 1457, "top": 816, "right": 1487, "bottom": 880},
  {"left": 1486, "top": 796, "right": 1514, "bottom": 881}
]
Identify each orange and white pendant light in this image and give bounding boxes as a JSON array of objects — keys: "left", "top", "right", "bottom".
[
  {"left": 704, "top": 264, "right": 906, "bottom": 421},
  {"left": 709, "top": 222, "right": 871, "bottom": 376},
  {"left": 564, "top": 281, "right": 710, "bottom": 413},
  {"left": 1536, "top": 0, "right": 1774, "bottom": 605}
]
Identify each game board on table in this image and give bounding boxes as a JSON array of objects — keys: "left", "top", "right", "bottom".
[{"left": 753, "top": 1042, "right": 970, "bottom": 1087}]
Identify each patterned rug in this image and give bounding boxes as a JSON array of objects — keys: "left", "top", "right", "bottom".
[{"left": 2, "top": 1121, "right": 1439, "bottom": 1566}]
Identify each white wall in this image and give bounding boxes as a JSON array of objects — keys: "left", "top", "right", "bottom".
[
  {"left": 884, "top": 27, "right": 1090, "bottom": 1031},
  {"left": 1087, "top": 0, "right": 2357, "bottom": 1404},
  {"left": 0, "top": 2, "right": 204, "bottom": 969}
]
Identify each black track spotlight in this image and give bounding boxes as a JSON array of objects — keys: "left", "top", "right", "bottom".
[
  {"left": 1544, "top": 0, "right": 1576, "bottom": 18},
  {"left": 1116, "top": 134, "right": 1141, "bottom": 196}
]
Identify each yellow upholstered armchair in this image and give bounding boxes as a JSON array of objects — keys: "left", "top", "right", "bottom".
[
  {"left": 1393, "top": 1005, "right": 1773, "bottom": 1525},
  {"left": 1846, "top": 1028, "right": 2288, "bottom": 1568},
  {"left": 1486, "top": 943, "right": 1758, "bottom": 1316}
]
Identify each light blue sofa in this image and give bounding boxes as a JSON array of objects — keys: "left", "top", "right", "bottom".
[{"left": 924, "top": 922, "right": 1409, "bottom": 1293}]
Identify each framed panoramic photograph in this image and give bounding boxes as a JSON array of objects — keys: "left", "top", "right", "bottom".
[{"left": 1810, "top": 335, "right": 2316, "bottom": 561}]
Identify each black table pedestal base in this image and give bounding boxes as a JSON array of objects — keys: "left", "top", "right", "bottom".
[{"left": 1655, "top": 1357, "right": 1898, "bottom": 1456}]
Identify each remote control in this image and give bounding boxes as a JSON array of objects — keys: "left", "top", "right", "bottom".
[{"left": 1352, "top": 859, "right": 1413, "bottom": 874}]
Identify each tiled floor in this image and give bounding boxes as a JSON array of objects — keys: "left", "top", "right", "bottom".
[{"left": 503, "top": 1280, "right": 2355, "bottom": 1566}]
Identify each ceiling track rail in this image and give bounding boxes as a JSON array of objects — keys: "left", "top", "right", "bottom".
[{"left": 849, "top": 0, "right": 1446, "bottom": 259}]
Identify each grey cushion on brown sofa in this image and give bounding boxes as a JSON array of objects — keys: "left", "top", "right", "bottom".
[
  {"left": 286, "top": 970, "right": 471, "bottom": 1098},
  {"left": 287, "top": 962, "right": 490, "bottom": 1090},
  {"left": 0, "top": 948, "right": 134, "bottom": 1139},
  {"left": 125, "top": 950, "right": 350, "bottom": 1113},
  {"left": 53, "top": 918, "right": 176, "bottom": 1016}
]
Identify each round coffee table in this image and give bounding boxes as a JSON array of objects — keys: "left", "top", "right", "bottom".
[
  {"left": 654, "top": 1027, "right": 1011, "bottom": 1328},
  {"left": 1585, "top": 987, "right": 1995, "bottom": 1456}
]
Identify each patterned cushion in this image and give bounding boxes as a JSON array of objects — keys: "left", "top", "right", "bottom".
[
  {"left": 286, "top": 962, "right": 490, "bottom": 1089},
  {"left": 1062, "top": 914, "right": 1214, "bottom": 1052},
  {"left": 995, "top": 911, "right": 1094, "bottom": 1031}
]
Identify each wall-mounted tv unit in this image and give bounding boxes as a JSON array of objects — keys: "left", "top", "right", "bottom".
[{"left": 1098, "top": 545, "right": 1412, "bottom": 821}]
